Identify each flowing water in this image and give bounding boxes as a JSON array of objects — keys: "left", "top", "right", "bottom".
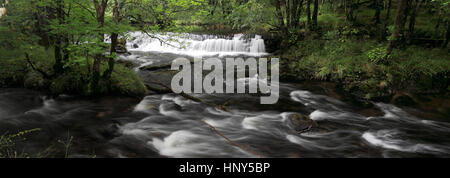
[{"left": 1, "top": 33, "right": 449, "bottom": 158}]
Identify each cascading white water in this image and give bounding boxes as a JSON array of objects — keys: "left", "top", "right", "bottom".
[
  {"left": 0, "top": 8, "right": 5, "bottom": 17},
  {"left": 126, "top": 32, "right": 268, "bottom": 57}
]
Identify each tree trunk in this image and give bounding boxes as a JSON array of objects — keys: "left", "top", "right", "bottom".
[
  {"left": 274, "top": 0, "right": 287, "bottom": 36},
  {"left": 105, "top": 0, "right": 120, "bottom": 80},
  {"left": 312, "top": 0, "right": 319, "bottom": 30},
  {"left": 92, "top": 0, "right": 108, "bottom": 95},
  {"left": 443, "top": 21, "right": 450, "bottom": 49},
  {"left": 381, "top": 0, "right": 392, "bottom": 40},
  {"left": 406, "top": 0, "right": 422, "bottom": 43},
  {"left": 53, "top": 0, "right": 65, "bottom": 76},
  {"left": 285, "top": 0, "right": 291, "bottom": 29},
  {"left": 374, "top": 0, "right": 381, "bottom": 24},
  {"left": 387, "top": 0, "right": 408, "bottom": 55},
  {"left": 306, "top": 0, "right": 311, "bottom": 29}
]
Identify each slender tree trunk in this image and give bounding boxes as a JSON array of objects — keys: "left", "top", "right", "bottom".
[
  {"left": 312, "top": 0, "right": 319, "bottom": 30},
  {"left": 407, "top": 0, "right": 422, "bottom": 43},
  {"left": 435, "top": 8, "right": 442, "bottom": 38},
  {"left": 285, "top": 0, "right": 291, "bottom": 29},
  {"left": 443, "top": 21, "right": 450, "bottom": 49},
  {"left": 385, "top": 0, "right": 392, "bottom": 21},
  {"left": 92, "top": 0, "right": 108, "bottom": 95},
  {"left": 105, "top": 0, "right": 120, "bottom": 80},
  {"left": 374, "top": 0, "right": 381, "bottom": 24},
  {"left": 387, "top": 0, "right": 408, "bottom": 55},
  {"left": 306, "top": 0, "right": 311, "bottom": 29},
  {"left": 53, "top": 0, "right": 64, "bottom": 76},
  {"left": 381, "top": 0, "right": 392, "bottom": 40},
  {"left": 274, "top": 0, "right": 287, "bottom": 36}
]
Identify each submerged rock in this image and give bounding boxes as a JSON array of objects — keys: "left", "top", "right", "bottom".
[{"left": 288, "top": 113, "right": 319, "bottom": 133}]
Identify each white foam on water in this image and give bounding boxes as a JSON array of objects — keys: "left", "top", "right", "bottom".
[
  {"left": 290, "top": 90, "right": 317, "bottom": 106},
  {"left": 149, "top": 130, "right": 246, "bottom": 158},
  {"left": 308, "top": 110, "right": 357, "bottom": 121},
  {"left": 122, "top": 128, "right": 148, "bottom": 136},
  {"left": 375, "top": 103, "right": 407, "bottom": 119},
  {"left": 290, "top": 90, "right": 346, "bottom": 110},
  {"left": 159, "top": 104, "right": 180, "bottom": 118},
  {"left": 242, "top": 116, "right": 260, "bottom": 130},
  {"left": 134, "top": 96, "right": 158, "bottom": 114},
  {"left": 25, "top": 97, "right": 58, "bottom": 114},
  {"left": 309, "top": 110, "right": 331, "bottom": 121},
  {"left": 362, "top": 130, "right": 445, "bottom": 154}
]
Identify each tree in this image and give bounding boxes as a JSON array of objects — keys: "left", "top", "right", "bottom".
[
  {"left": 406, "top": 0, "right": 423, "bottom": 43},
  {"left": 374, "top": 0, "right": 382, "bottom": 24},
  {"left": 91, "top": 0, "right": 108, "bottom": 95},
  {"left": 104, "top": 0, "right": 122, "bottom": 80},
  {"left": 311, "top": 0, "right": 318, "bottom": 30},
  {"left": 387, "top": 0, "right": 409, "bottom": 55},
  {"left": 273, "top": 0, "right": 305, "bottom": 43}
]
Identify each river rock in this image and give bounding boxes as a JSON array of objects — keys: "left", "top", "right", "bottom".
[
  {"left": 116, "top": 59, "right": 136, "bottom": 69},
  {"left": 288, "top": 113, "right": 318, "bottom": 133}
]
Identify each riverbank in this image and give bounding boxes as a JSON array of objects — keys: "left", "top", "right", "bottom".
[
  {"left": 0, "top": 48, "right": 148, "bottom": 98},
  {"left": 276, "top": 36, "right": 449, "bottom": 106}
]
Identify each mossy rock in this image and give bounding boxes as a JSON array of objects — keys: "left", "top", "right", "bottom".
[
  {"left": 50, "top": 68, "right": 90, "bottom": 96},
  {"left": 48, "top": 63, "right": 147, "bottom": 97},
  {"left": 109, "top": 64, "right": 148, "bottom": 97},
  {"left": 116, "top": 59, "right": 136, "bottom": 69},
  {"left": 24, "top": 71, "right": 48, "bottom": 90},
  {"left": 288, "top": 113, "right": 319, "bottom": 133}
]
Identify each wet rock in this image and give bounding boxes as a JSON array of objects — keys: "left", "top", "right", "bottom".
[
  {"left": 116, "top": 59, "right": 136, "bottom": 69},
  {"left": 262, "top": 33, "right": 282, "bottom": 53},
  {"left": 288, "top": 113, "right": 318, "bottom": 133},
  {"left": 161, "top": 102, "right": 183, "bottom": 112},
  {"left": 99, "top": 123, "right": 121, "bottom": 139},
  {"left": 137, "top": 68, "right": 179, "bottom": 93}
]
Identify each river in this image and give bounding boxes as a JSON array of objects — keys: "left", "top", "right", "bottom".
[{"left": 0, "top": 33, "right": 449, "bottom": 158}]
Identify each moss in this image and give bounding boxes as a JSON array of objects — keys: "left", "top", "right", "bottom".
[
  {"left": 24, "top": 71, "right": 48, "bottom": 90},
  {"left": 50, "top": 66, "right": 90, "bottom": 96},
  {"left": 280, "top": 38, "right": 450, "bottom": 100},
  {"left": 0, "top": 57, "right": 28, "bottom": 87},
  {"left": 108, "top": 64, "right": 148, "bottom": 97},
  {"left": 49, "top": 64, "right": 147, "bottom": 97}
]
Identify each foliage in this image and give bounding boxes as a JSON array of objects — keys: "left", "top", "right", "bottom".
[
  {"left": 367, "top": 46, "right": 389, "bottom": 65},
  {"left": 0, "top": 129, "right": 41, "bottom": 158},
  {"left": 281, "top": 38, "right": 450, "bottom": 98}
]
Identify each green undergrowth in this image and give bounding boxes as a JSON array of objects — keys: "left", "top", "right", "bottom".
[
  {"left": 0, "top": 47, "right": 147, "bottom": 98},
  {"left": 280, "top": 38, "right": 449, "bottom": 99}
]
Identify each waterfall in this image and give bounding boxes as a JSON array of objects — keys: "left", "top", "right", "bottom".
[
  {"left": 126, "top": 32, "right": 268, "bottom": 57},
  {"left": 0, "top": 8, "right": 5, "bottom": 17}
]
